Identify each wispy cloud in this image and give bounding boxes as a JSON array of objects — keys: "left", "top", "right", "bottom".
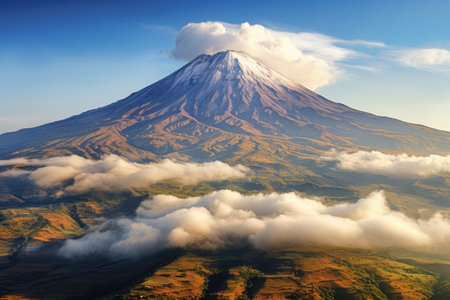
[
  {"left": 58, "top": 190, "right": 450, "bottom": 259},
  {"left": 0, "top": 155, "right": 248, "bottom": 196},
  {"left": 323, "top": 150, "right": 450, "bottom": 177},
  {"left": 172, "top": 21, "right": 384, "bottom": 90},
  {"left": 390, "top": 48, "right": 450, "bottom": 72},
  {"left": 338, "top": 39, "right": 386, "bottom": 48}
]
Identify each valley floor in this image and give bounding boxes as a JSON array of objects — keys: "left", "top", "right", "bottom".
[{"left": 1, "top": 246, "right": 450, "bottom": 299}]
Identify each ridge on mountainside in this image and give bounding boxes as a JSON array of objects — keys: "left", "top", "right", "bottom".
[{"left": 1, "top": 50, "right": 450, "bottom": 162}]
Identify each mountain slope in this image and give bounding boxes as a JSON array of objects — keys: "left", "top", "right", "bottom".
[{"left": 1, "top": 50, "right": 450, "bottom": 162}]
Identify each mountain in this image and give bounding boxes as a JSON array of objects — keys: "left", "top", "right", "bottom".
[
  {"left": 1, "top": 50, "right": 450, "bottom": 163},
  {"left": 2, "top": 51, "right": 450, "bottom": 300}
]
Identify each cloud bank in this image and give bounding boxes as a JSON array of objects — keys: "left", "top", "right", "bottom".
[
  {"left": 59, "top": 190, "right": 450, "bottom": 259},
  {"left": 324, "top": 150, "right": 450, "bottom": 177},
  {"left": 172, "top": 21, "right": 383, "bottom": 90},
  {"left": 0, "top": 155, "right": 248, "bottom": 195},
  {"left": 393, "top": 48, "right": 450, "bottom": 72}
]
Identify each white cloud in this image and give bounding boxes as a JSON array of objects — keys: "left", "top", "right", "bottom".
[
  {"left": 0, "top": 155, "right": 248, "bottom": 195},
  {"left": 323, "top": 150, "right": 450, "bottom": 177},
  {"left": 340, "top": 39, "right": 386, "bottom": 48},
  {"left": 172, "top": 21, "right": 382, "bottom": 90},
  {"left": 58, "top": 190, "right": 450, "bottom": 259},
  {"left": 393, "top": 48, "right": 450, "bottom": 71}
]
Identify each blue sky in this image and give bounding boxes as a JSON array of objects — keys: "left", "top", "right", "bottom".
[{"left": 1, "top": 0, "right": 450, "bottom": 133}]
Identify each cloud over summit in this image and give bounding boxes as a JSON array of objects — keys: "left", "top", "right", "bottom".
[{"left": 172, "top": 21, "right": 382, "bottom": 90}]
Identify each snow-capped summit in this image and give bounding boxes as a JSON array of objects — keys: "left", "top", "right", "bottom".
[
  {"left": 171, "top": 50, "right": 299, "bottom": 90},
  {"left": 1, "top": 50, "right": 450, "bottom": 161}
]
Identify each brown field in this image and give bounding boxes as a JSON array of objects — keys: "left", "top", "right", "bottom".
[
  {"left": 123, "top": 254, "right": 213, "bottom": 299},
  {"left": 117, "top": 247, "right": 449, "bottom": 300}
]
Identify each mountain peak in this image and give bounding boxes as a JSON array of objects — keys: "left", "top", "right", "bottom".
[
  {"left": 207, "top": 50, "right": 258, "bottom": 68},
  {"left": 170, "top": 50, "right": 300, "bottom": 91},
  {"left": 210, "top": 49, "right": 247, "bottom": 60},
  {"left": 193, "top": 50, "right": 254, "bottom": 65}
]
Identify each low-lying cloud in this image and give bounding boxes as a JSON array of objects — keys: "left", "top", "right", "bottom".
[
  {"left": 0, "top": 155, "right": 248, "bottom": 195},
  {"left": 58, "top": 190, "right": 450, "bottom": 259},
  {"left": 172, "top": 21, "right": 384, "bottom": 90},
  {"left": 323, "top": 150, "right": 450, "bottom": 177}
]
